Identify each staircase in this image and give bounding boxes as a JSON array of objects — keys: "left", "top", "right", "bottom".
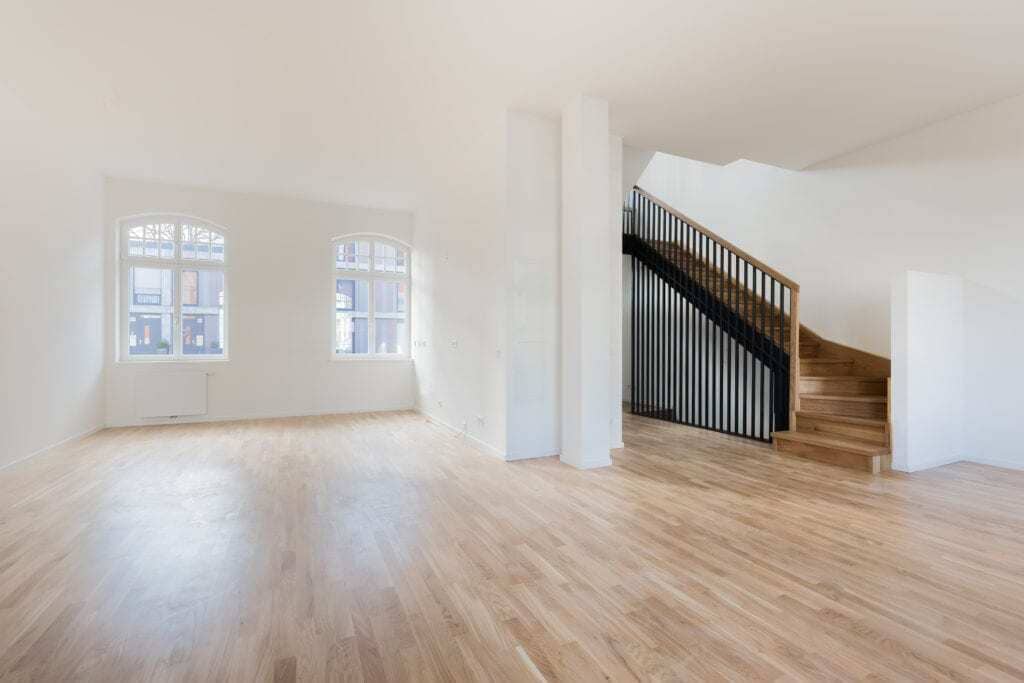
[
  {"left": 773, "top": 332, "right": 892, "bottom": 473},
  {"left": 624, "top": 186, "right": 892, "bottom": 472}
]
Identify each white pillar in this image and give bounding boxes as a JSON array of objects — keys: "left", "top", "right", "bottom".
[
  {"left": 609, "top": 135, "right": 624, "bottom": 449},
  {"left": 561, "top": 95, "right": 612, "bottom": 469}
]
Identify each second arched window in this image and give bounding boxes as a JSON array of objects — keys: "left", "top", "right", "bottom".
[{"left": 333, "top": 236, "right": 409, "bottom": 357}]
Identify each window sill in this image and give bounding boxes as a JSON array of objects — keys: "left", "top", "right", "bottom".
[
  {"left": 116, "top": 357, "right": 230, "bottom": 364},
  {"left": 330, "top": 355, "right": 412, "bottom": 363}
]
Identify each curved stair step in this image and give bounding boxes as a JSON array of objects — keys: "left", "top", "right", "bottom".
[
  {"left": 773, "top": 430, "right": 891, "bottom": 473},
  {"left": 800, "top": 358, "right": 855, "bottom": 376},
  {"left": 799, "top": 394, "right": 887, "bottom": 419},
  {"left": 794, "top": 411, "right": 889, "bottom": 446},
  {"left": 800, "top": 376, "right": 886, "bottom": 396}
]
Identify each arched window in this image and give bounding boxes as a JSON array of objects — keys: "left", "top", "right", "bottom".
[
  {"left": 118, "top": 216, "right": 227, "bottom": 360},
  {"left": 333, "top": 235, "right": 409, "bottom": 357}
]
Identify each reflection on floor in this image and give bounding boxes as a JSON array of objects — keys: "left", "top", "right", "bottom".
[{"left": 2, "top": 410, "right": 1023, "bottom": 680}]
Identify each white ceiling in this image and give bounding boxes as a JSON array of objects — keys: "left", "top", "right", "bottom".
[{"left": 5, "top": 0, "right": 1024, "bottom": 205}]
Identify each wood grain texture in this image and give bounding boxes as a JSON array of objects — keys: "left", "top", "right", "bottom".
[{"left": 3, "top": 411, "right": 1024, "bottom": 681}]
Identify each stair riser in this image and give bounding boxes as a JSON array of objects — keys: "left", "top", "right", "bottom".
[
  {"left": 800, "top": 345, "right": 822, "bottom": 359},
  {"left": 800, "top": 378, "right": 885, "bottom": 396},
  {"left": 800, "top": 360, "right": 855, "bottom": 377},
  {"left": 800, "top": 398, "right": 886, "bottom": 420},
  {"left": 775, "top": 438, "right": 885, "bottom": 473},
  {"left": 796, "top": 417, "right": 888, "bottom": 446}
]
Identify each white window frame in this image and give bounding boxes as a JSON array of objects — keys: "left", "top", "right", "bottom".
[
  {"left": 117, "top": 215, "right": 229, "bottom": 362},
  {"left": 331, "top": 233, "right": 411, "bottom": 360}
]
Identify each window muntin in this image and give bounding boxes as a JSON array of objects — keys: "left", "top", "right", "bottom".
[
  {"left": 119, "top": 217, "right": 227, "bottom": 360},
  {"left": 333, "top": 236, "right": 409, "bottom": 357},
  {"left": 336, "top": 240, "right": 370, "bottom": 271},
  {"left": 373, "top": 242, "right": 407, "bottom": 274}
]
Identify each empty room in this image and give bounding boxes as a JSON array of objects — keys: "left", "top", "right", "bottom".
[{"left": 3, "top": 1, "right": 1024, "bottom": 680}]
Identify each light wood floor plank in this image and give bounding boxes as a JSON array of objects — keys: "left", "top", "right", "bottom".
[{"left": 2, "top": 411, "right": 1024, "bottom": 681}]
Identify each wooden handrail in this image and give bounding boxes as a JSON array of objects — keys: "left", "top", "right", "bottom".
[{"left": 633, "top": 186, "right": 800, "bottom": 292}]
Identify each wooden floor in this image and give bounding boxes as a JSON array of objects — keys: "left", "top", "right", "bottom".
[{"left": 2, "top": 412, "right": 1024, "bottom": 681}]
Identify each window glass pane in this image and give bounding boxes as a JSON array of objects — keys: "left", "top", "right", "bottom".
[
  {"left": 336, "top": 277, "right": 369, "bottom": 354},
  {"left": 374, "top": 318, "right": 406, "bottom": 354},
  {"left": 336, "top": 240, "right": 370, "bottom": 271},
  {"left": 336, "top": 316, "right": 369, "bottom": 354},
  {"left": 373, "top": 280, "right": 406, "bottom": 315},
  {"left": 144, "top": 224, "right": 159, "bottom": 257},
  {"left": 336, "top": 278, "right": 369, "bottom": 312},
  {"left": 374, "top": 242, "right": 407, "bottom": 274},
  {"left": 160, "top": 224, "right": 175, "bottom": 258},
  {"left": 182, "top": 270, "right": 225, "bottom": 355},
  {"left": 181, "top": 224, "right": 196, "bottom": 259},
  {"left": 128, "top": 266, "right": 174, "bottom": 355},
  {"left": 373, "top": 280, "right": 407, "bottom": 354},
  {"left": 211, "top": 231, "right": 225, "bottom": 261},
  {"left": 127, "top": 225, "right": 144, "bottom": 257}
]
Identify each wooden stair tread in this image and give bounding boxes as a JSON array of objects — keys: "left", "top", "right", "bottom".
[
  {"left": 800, "top": 394, "right": 886, "bottom": 402},
  {"left": 773, "top": 430, "right": 889, "bottom": 455},
  {"left": 801, "top": 358, "right": 851, "bottom": 364},
  {"left": 795, "top": 411, "right": 887, "bottom": 427},
  {"left": 800, "top": 375, "right": 884, "bottom": 381}
]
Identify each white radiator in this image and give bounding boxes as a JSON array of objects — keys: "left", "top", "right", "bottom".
[{"left": 134, "top": 372, "right": 208, "bottom": 418}]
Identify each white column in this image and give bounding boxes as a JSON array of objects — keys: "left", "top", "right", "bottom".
[
  {"left": 561, "top": 95, "right": 612, "bottom": 469},
  {"left": 609, "top": 135, "right": 624, "bottom": 449}
]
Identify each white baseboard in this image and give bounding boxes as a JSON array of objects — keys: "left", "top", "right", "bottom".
[
  {"left": 1, "top": 424, "right": 105, "bottom": 472},
  {"left": 506, "top": 450, "right": 559, "bottom": 462},
  {"left": 105, "top": 404, "right": 416, "bottom": 429},
  {"left": 416, "top": 409, "right": 507, "bottom": 460}
]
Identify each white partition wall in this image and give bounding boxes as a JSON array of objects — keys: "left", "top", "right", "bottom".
[{"left": 891, "top": 271, "right": 965, "bottom": 472}]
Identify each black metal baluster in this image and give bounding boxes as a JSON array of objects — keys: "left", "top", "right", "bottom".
[
  {"left": 769, "top": 277, "right": 776, "bottom": 439},
  {"left": 749, "top": 266, "right": 757, "bottom": 438},
  {"left": 727, "top": 251, "right": 733, "bottom": 434},
  {"left": 658, "top": 208, "right": 665, "bottom": 416},
  {"left": 685, "top": 223, "right": 691, "bottom": 424},
  {"left": 644, "top": 261, "right": 649, "bottom": 416},
  {"left": 671, "top": 215, "right": 678, "bottom": 422},
  {"left": 743, "top": 261, "right": 749, "bottom": 437},
  {"left": 781, "top": 283, "right": 787, "bottom": 432},
  {"left": 760, "top": 270, "right": 767, "bottom": 441},
  {"left": 712, "top": 241, "right": 718, "bottom": 430},
  {"left": 701, "top": 233, "right": 707, "bottom": 428},
  {"left": 717, "top": 243, "right": 724, "bottom": 431}
]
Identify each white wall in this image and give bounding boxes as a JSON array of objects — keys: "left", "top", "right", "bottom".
[
  {"left": 0, "top": 89, "right": 105, "bottom": 469},
  {"left": 639, "top": 92, "right": 1024, "bottom": 359},
  {"left": 505, "top": 111, "right": 561, "bottom": 460},
  {"left": 408, "top": 101, "right": 509, "bottom": 457},
  {"left": 964, "top": 283, "right": 1024, "bottom": 470},
  {"left": 891, "top": 270, "right": 1024, "bottom": 471},
  {"left": 104, "top": 178, "right": 415, "bottom": 426},
  {"left": 891, "top": 271, "right": 965, "bottom": 472}
]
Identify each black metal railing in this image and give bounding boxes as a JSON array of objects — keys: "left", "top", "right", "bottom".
[{"left": 623, "top": 187, "right": 799, "bottom": 443}]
